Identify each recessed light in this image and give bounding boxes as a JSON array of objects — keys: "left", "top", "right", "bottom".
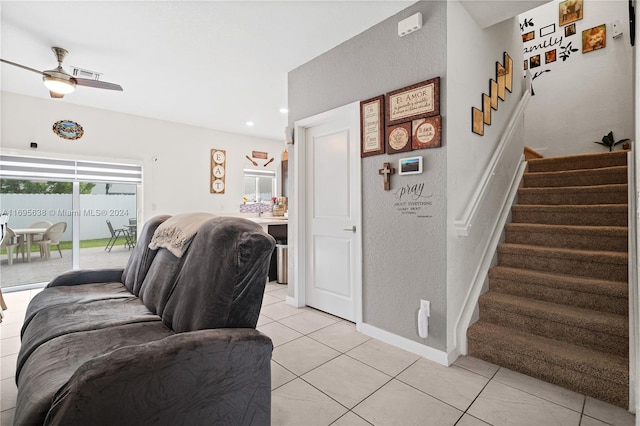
[
  {"left": 279, "top": 108, "right": 289, "bottom": 114},
  {"left": 246, "top": 121, "right": 255, "bottom": 127}
]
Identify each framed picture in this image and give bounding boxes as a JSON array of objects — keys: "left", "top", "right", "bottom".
[
  {"left": 412, "top": 116, "right": 442, "bottom": 150},
  {"left": 386, "top": 77, "right": 440, "bottom": 126},
  {"left": 472, "top": 107, "right": 484, "bottom": 136},
  {"left": 496, "top": 62, "right": 506, "bottom": 100},
  {"left": 565, "top": 23, "right": 576, "bottom": 37},
  {"left": 210, "top": 149, "right": 226, "bottom": 194},
  {"left": 582, "top": 24, "right": 606, "bottom": 53},
  {"left": 545, "top": 49, "right": 557, "bottom": 64},
  {"left": 398, "top": 156, "right": 423, "bottom": 175},
  {"left": 386, "top": 122, "right": 413, "bottom": 154},
  {"left": 540, "top": 24, "right": 556, "bottom": 37},
  {"left": 523, "top": 60, "right": 528, "bottom": 70},
  {"left": 504, "top": 52, "right": 513, "bottom": 93},
  {"left": 529, "top": 55, "right": 541, "bottom": 68},
  {"left": 360, "top": 96, "right": 385, "bottom": 157},
  {"left": 490, "top": 80, "right": 498, "bottom": 109},
  {"left": 559, "top": 0, "right": 583, "bottom": 26},
  {"left": 522, "top": 31, "right": 535, "bottom": 42}
]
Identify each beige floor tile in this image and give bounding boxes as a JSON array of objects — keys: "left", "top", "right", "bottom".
[
  {"left": 278, "top": 310, "right": 338, "bottom": 335},
  {"left": 0, "top": 354, "right": 17, "bottom": 381},
  {"left": 0, "top": 323, "right": 21, "bottom": 340},
  {"left": 1, "top": 377, "right": 17, "bottom": 412},
  {"left": 467, "top": 380, "right": 581, "bottom": 426},
  {"left": 269, "top": 288, "right": 289, "bottom": 301},
  {"left": 0, "top": 336, "right": 20, "bottom": 357},
  {"left": 583, "top": 397, "right": 635, "bottom": 426},
  {"left": 580, "top": 415, "right": 610, "bottom": 426},
  {"left": 303, "top": 355, "right": 391, "bottom": 409},
  {"left": 456, "top": 414, "right": 491, "bottom": 426},
  {"left": 396, "top": 358, "right": 489, "bottom": 411},
  {"left": 308, "top": 321, "right": 370, "bottom": 353},
  {"left": 331, "top": 411, "right": 372, "bottom": 426},
  {"left": 271, "top": 360, "right": 296, "bottom": 390},
  {"left": 1, "top": 291, "right": 32, "bottom": 309},
  {"left": 492, "top": 367, "right": 584, "bottom": 412},
  {"left": 257, "top": 322, "right": 303, "bottom": 347},
  {"left": 453, "top": 355, "right": 499, "bottom": 379},
  {"left": 353, "top": 379, "right": 462, "bottom": 426},
  {"left": 272, "top": 336, "right": 340, "bottom": 376},
  {"left": 262, "top": 293, "right": 281, "bottom": 307},
  {"left": 261, "top": 301, "right": 303, "bottom": 321},
  {"left": 0, "top": 307, "right": 27, "bottom": 327},
  {"left": 1, "top": 408, "right": 14, "bottom": 426},
  {"left": 265, "top": 282, "right": 283, "bottom": 293},
  {"left": 271, "top": 378, "right": 347, "bottom": 426},
  {"left": 257, "top": 314, "right": 274, "bottom": 327},
  {"left": 346, "top": 339, "right": 419, "bottom": 376}
]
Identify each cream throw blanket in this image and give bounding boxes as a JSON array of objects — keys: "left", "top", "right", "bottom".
[{"left": 148, "top": 212, "right": 217, "bottom": 258}]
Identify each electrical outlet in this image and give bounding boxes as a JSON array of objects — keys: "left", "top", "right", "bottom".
[{"left": 612, "top": 20, "right": 623, "bottom": 39}]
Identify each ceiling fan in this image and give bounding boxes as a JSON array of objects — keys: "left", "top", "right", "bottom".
[{"left": 0, "top": 46, "right": 123, "bottom": 98}]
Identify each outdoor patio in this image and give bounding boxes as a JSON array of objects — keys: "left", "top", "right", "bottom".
[{"left": 1, "top": 246, "right": 132, "bottom": 290}]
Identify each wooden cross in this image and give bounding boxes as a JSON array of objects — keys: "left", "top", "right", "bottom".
[{"left": 378, "top": 162, "right": 396, "bottom": 191}]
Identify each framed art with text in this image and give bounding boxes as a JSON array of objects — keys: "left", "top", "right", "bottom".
[
  {"left": 386, "top": 77, "right": 440, "bottom": 126},
  {"left": 386, "top": 122, "right": 413, "bottom": 154},
  {"left": 360, "top": 96, "right": 385, "bottom": 157},
  {"left": 210, "top": 149, "right": 226, "bottom": 194}
]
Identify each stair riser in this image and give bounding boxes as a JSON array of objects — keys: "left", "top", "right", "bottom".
[
  {"left": 528, "top": 153, "right": 627, "bottom": 173},
  {"left": 505, "top": 229, "right": 628, "bottom": 252},
  {"left": 489, "top": 278, "right": 628, "bottom": 315},
  {"left": 498, "top": 251, "right": 627, "bottom": 281},
  {"left": 523, "top": 169, "right": 627, "bottom": 188},
  {"left": 479, "top": 304, "right": 628, "bottom": 357},
  {"left": 467, "top": 339, "right": 628, "bottom": 408},
  {"left": 512, "top": 209, "right": 628, "bottom": 227},
  {"left": 517, "top": 189, "right": 627, "bottom": 205}
]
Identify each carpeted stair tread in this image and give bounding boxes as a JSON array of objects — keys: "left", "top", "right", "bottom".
[
  {"left": 479, "top": 292, "right": 628, "bottom": 339},
  {"left": 498, "top": 243, "right": 627, "bottom": 281},
  {"left": 489, "top": 266, "right": 627, "bottom": 299},
  {"left": 467, "top": 321, "right": 628, "bottom": 406},
  {"left": 517, "top": 184, "right": 627, "bottom": 205},
  {"left": 512, "top": 204, "right": 628, "bottom": 226},
  {"left": 504, "top": 223, "right": 628, "bottom": 252},
  {"left": 527, "top": 151, "right": 627, "bottom": 173},
  {"left": 523, "top": 166, "right": 628, "bottom": 188}
]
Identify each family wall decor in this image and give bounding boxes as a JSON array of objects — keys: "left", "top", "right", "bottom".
[{"left": 471, "top": 52, "right": 514, "bottom": 136}]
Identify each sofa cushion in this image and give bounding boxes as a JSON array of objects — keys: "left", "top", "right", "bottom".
[
  {"left": 14, "top": 322, "right": 175, "bottom": 426},
  {"left": 16, "top": 297, "right": 160, "bottom": 380},
  {"left": 161, "top": 217, "right": 275, "bottom": 332},
  {"left": 21, "top": 282, "right": 131, "bottom": 333},
  {"left": 122, "top": 215, "right": 170, "bottom": 295},
  {"left": 138, "top": 248, "right": 186, "bottom": 316}
]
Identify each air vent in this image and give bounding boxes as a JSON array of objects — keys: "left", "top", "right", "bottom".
[{"left": 70, "top": 66, "right": 102, "bottom": 81}]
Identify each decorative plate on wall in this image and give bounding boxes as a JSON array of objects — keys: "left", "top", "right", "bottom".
[{"left": 53, "top": 120, "right": 84, "bottom": 140}]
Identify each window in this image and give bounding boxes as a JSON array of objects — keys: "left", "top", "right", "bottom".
[{"left": 243, "top": 169, "right": 276, "bottom": 203}]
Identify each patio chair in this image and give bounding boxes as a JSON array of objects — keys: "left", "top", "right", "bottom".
[
  {"left": 1, "top": 227, "right": 23, "bottom": 265},
  {"left": 105, "top": 220, "right": 133, "bottom": 252},
  {"left": 34, "top": 222, "right": 67, "bottom": 260}
]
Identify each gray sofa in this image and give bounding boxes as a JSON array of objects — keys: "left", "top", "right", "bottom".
[{"left": 13, "top": 214, "right": 276, "bottom": 426}]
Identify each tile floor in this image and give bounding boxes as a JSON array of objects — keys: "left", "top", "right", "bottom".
[{"left": 0, "top": 283, "right": 636, "bottom": 426}]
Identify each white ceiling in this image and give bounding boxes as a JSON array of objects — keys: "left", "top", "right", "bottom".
[{"left": 1, "top": 1, "right": 414, "bottom": 141}]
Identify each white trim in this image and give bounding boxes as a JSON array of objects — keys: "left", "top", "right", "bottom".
[
  {"left": 454, "top": 72, "right": 531, "bottom": 237},
  {"left": 454, "top": 157, "right": 527, "bottom": 355},
  {"left": 358, "top": 322, "right": 456, "bottom": 366},
  {"left": 290, "top": 102, "right": 363, "bottom": 325}
]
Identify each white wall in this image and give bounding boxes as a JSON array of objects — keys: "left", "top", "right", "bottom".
[
  {"left": 0, "top": 92, "right": 284, "bottom": 220},
  {"left": 520, "top": 0, "right": 634, "bottom": 156},
  {"left": 445, "top": 1, "right": 526, "bottom": 355}
]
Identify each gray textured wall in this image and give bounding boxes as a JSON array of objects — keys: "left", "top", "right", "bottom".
[{"left": 289, "top": 1, "right": 448, "bottom": 350}]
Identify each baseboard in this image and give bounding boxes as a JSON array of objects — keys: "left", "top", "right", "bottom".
[
  {"left": 285, "top": 295, "right": 303, "bottom": 308},
  {"left": 358, "top": 322, "right": 457, "bottom": 366}
]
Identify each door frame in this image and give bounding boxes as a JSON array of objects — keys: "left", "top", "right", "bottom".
[{"left": 289, "top": 101, "right": 363, "bottom": 325}]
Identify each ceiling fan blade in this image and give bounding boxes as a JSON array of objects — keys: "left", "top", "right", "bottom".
[
  {"left": 0, "top": 58, "right": 45, "bottom": 75},
  {"left": 74, "top": 78, "right": 123, "bottom": 91},
  {"left": 49, "top": 91, "right": 64, "bottom": 99}
]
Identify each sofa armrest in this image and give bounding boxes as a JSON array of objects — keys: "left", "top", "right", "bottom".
[
  {"left": 44, "top": 329, "right": 272, "bottom": 426},
  {"left": 47, "top": 268, "right": 125, "bottom": 288}
]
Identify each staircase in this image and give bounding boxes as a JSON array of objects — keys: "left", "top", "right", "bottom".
[{"left": 467, "top": 150, "right": 630, "bottom": 408}]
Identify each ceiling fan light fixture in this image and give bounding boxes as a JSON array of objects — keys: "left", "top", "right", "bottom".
[{"left": 43, "top": 75, "right": 76, "bottom": 94}]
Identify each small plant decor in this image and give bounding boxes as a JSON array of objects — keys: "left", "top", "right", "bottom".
[{"left": 594, "top": 131, "right": 630, "bottom": 152}]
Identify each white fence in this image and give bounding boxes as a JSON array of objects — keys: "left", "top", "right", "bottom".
[{"left": 0, "top": 194, "right": 136, "bottom": 240}]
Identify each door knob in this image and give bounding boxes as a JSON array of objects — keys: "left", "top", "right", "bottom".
[{"left": 343, "top": 226, "right": 356, "bottom": 232}]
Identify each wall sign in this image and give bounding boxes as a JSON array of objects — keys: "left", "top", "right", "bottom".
[
  {"left": 210, "top": 149, "right": 226, "bottom": 194},
  {"left": 360, "top": 95, "right": 385, "bottom": 157},
  {"left": 386, "top": 77, "right": 440, "bottom": 126}
]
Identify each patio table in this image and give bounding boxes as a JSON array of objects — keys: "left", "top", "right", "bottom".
[{"left": 11, "top": 228, "right": 47, "bottom": 263}]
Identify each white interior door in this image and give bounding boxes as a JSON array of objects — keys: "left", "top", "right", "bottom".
[{"left": 302, "top": 104, "right": 361, "bottom": 321}]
